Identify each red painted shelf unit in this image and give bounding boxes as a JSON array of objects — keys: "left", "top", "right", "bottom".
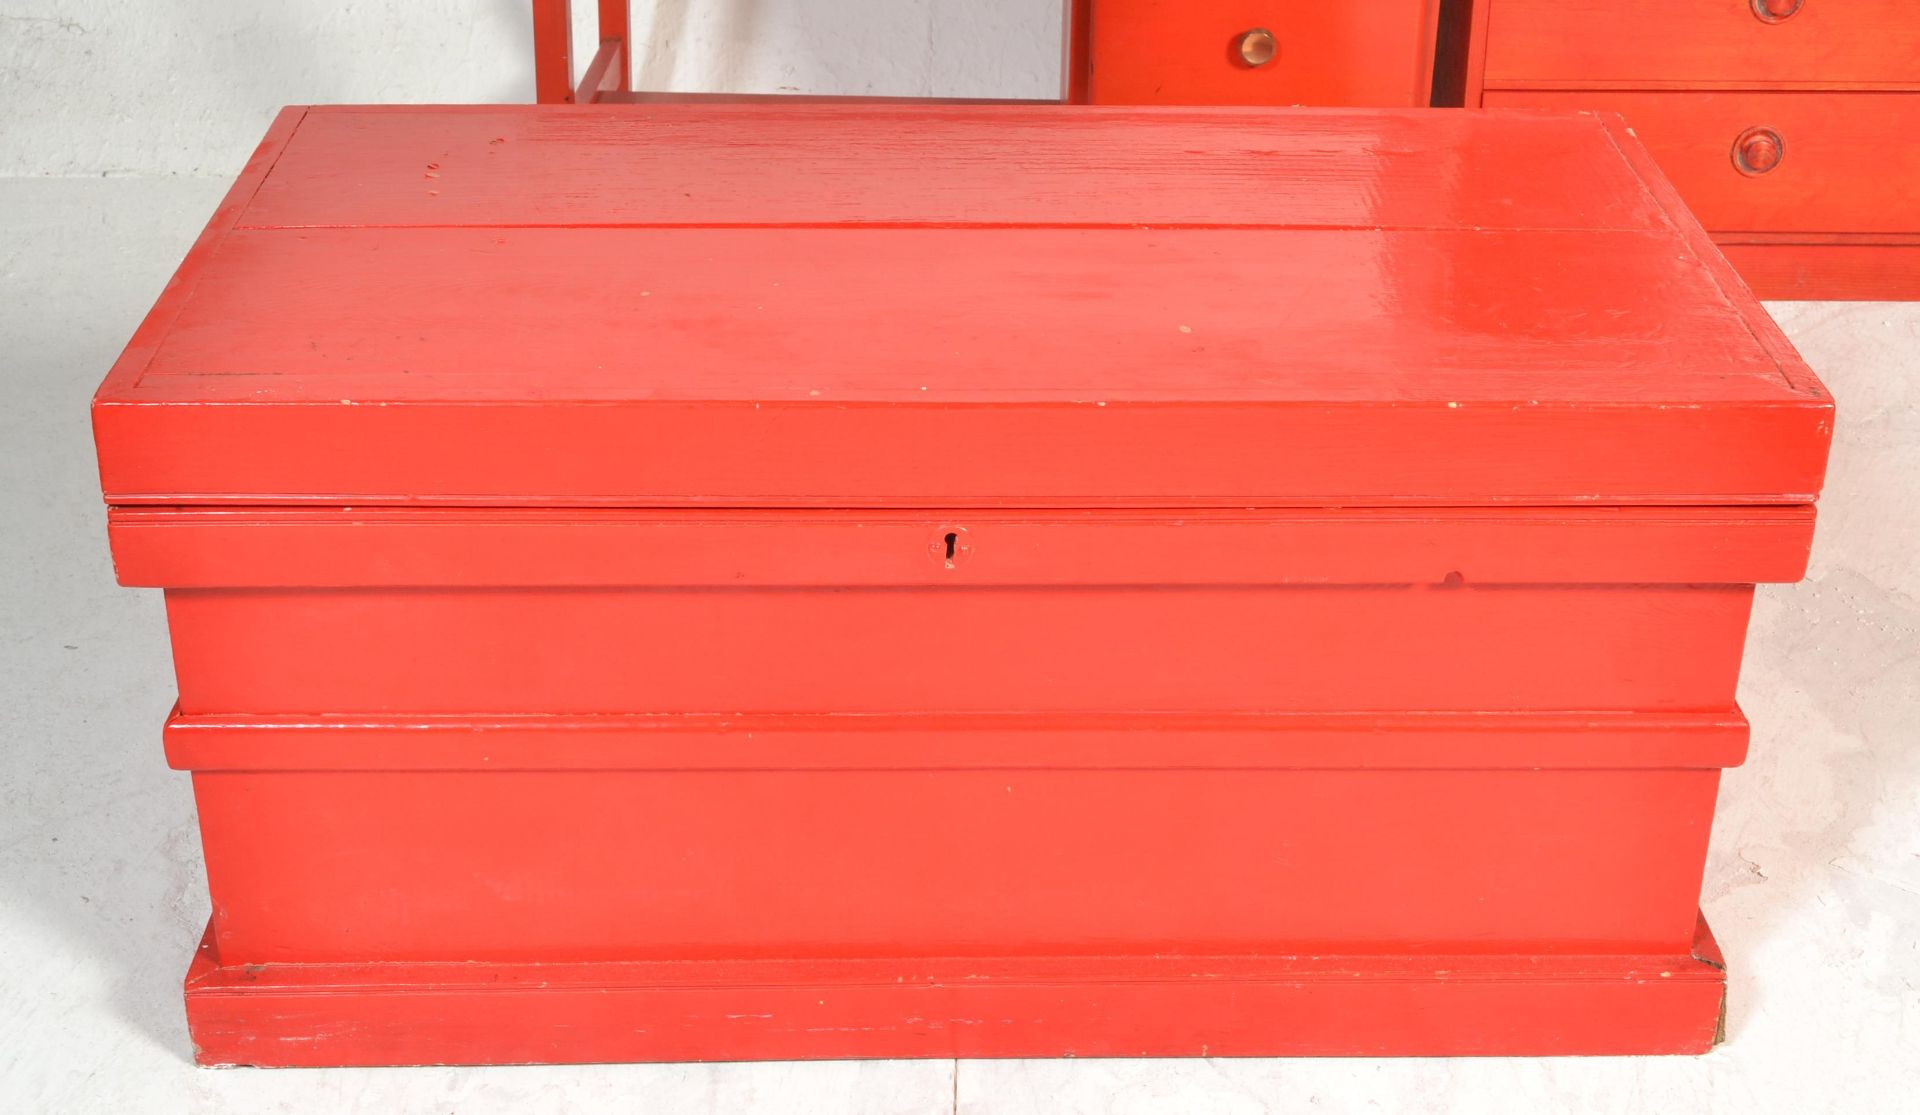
[{"left": 93, "top": 104, "right": 1831, "bottom": 1066}]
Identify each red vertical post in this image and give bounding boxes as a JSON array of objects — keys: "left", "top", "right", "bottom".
[
  {"left": 532, "top": 0, "right": 576, "bottom": 103},
  {"left": 1063, "top": 0, "right": 1091, "bottom": 103}
]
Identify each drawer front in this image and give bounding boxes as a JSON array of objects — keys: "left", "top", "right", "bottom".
[
  {"left": 1482, "top": 0, "right": 1920, "bottom": 87},
  {"left": 1088, "top": 0, "right": 1439, "bottom": 107},
  {"left": 1484, "top": 91, "right": 1920, "bottom": 235}
]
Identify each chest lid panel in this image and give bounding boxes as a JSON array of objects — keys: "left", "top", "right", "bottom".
[{"left": 93, "top": 105, "right": 1830, "bottom": 508}]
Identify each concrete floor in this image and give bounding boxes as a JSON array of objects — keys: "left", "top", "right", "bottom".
[{"left": 1, "top": 176, "right": 1915, "bottom": 1113}]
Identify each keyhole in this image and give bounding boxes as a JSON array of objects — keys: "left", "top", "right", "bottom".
[{"left": 930, "top": 527, "right": 969, "bottom": 569}]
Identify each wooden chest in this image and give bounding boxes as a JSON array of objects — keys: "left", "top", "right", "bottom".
[
  {"left": 1081, "top": 1, "right": 1441, "bottom": 107},
  {"left": 93, "top": 104, "right": 1832, "bottom": 1066},
  {"left": 1454, "top": 0, "right": 1920, "bottom": 298}
]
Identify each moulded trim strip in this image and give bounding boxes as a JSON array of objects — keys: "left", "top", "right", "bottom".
[
  {"left": 108, "top": 505, "right": 1817, "bottom": 588},
  {"left": 163, "top": 708, "right": 1753, "bottom": 773}
]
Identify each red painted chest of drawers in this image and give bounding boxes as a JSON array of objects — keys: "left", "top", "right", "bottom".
[
  {"left": 1454, "top": 0, "right": 1920, "bottom": 299},
  {"left": 93, "top": 104, "right": 1831, "bottom": 1066}
]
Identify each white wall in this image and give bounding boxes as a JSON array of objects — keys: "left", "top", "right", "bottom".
[{"left": 0, "top": 1, "right": 1065, "bottom": 177}]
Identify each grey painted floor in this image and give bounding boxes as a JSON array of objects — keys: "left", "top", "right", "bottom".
[{"left": 2, "top": 176, "right": 1915, "bottom": 1113}]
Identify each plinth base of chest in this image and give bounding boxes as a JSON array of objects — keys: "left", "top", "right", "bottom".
[
  {"left": 183, "top": 916, "right": 1727, "bottom": 1066},
  {"left": 1716, "top": 240, "right": 1920, "bottom": 302},
  {"left": 170, "top": 710, "right": 1739, "bottom": 1063}
]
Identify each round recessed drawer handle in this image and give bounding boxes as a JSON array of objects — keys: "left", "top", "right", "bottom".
[
  {"left": 1237, "top": 28, "right": 1277, "bottom": 67},
  {"left": 1732, "top": 126, "right": 1785, "bottom": 175},
  {"left": 1751, "top": 0, "right": 1803, "bottom": 22}
]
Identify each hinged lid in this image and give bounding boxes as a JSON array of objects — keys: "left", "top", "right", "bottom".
[{"left": 93, "top": 104, "right": 1831, "bottom": 508}]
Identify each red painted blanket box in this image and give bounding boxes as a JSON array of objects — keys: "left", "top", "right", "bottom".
[{"left": 93, "top": 104, "right": 1831, "bottom": 1066}]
